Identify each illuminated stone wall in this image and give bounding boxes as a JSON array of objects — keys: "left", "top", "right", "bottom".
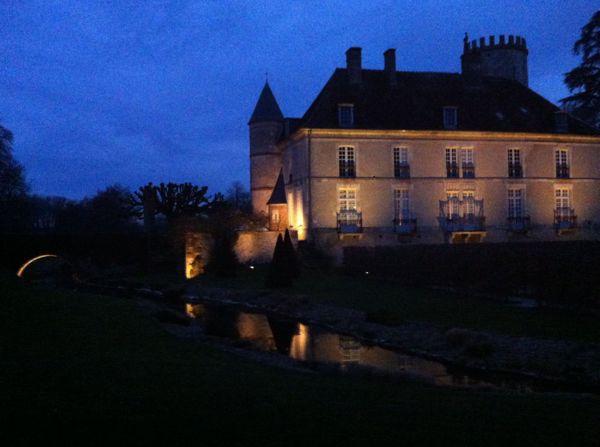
[
  {"left": 185, "top": 230, "right": 295, "bottom": 277},
  {"left": 278, "top": 131, "right": 600, "bottom": 253}
]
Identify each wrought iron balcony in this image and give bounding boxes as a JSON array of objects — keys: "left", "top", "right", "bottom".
[
  {"left": 508, "top": 162, "right": 523, "bottom": 178},
  {"left": 507, "top": 216, "right": 531, "bottom": 233},
  {"left": 554, "top": 208, "right": 577, "bottom": 230},
  {"left": 394, "top": 163, "right": 410, "bottom": 179},
  {"left": 337, "top": 210, "right": 363, "bottom": 233},
  {"left": 439, "top": 198, "right": 485, "bottom": 232},
  {"left": 462, "top": 163, "right": 475, "bottom": 178},
  {"left": 339, "top": 160, "right": 355, "bottom": 178},
  {"left": 446, "top": 162, "right": 459, "bottom": 178},
  {"left": 393, "top": 217, "right": 417, "bottom": 235},
  {"left": 556, "top": 164, "right": 570, "bottom": 179}
]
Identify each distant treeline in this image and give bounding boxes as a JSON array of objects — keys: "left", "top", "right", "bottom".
[{"left": 1, "top": 232, "right": 149, "bottom": 272}]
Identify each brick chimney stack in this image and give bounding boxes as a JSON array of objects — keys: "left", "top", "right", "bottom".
[
  {"left": 346, "top": 47, "right": 362, "bottom": 84},
  {"left": 384, "top": 48, "right": 397, "bottom": 88}
]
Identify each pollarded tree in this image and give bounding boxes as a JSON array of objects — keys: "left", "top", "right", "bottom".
[
  {"left": 131, "top": 182, "right": 210, "bottom": 222},
  {"left": 561, "top": 10, "right": 600, "bottom": 128}
]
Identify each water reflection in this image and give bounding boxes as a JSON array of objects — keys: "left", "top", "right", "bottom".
[{"left": 186, "top": 303, "right": 458, "bottom": 385}]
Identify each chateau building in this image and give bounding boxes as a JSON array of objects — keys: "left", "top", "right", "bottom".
[{"left": 249, "top": 34, "right": 600, "bottom": 255}]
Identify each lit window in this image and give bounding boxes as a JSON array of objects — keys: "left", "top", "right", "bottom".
[
  {"left": 338, "top": 146, "right": 355, "bottom": 177},
  {"left": 394, "top": 189, "right": 410, "bottom": 220},
  {"left": 461, "top": 148, "right": 475, "bottom": 178},
  {"left": 555, "top": 188, "right": 571, "bottom": 212},
  {"left": 338, "top": 188, "right": 357, "bottom": 212},
  {"left": 555, "top": 149, "right": 569, "bottom": 178},
  {"left": 443, "top": 107, "right": 458, "bottom": 129},
  {"left": 508, "top": 148, "right": 522, "bottom": 178},
  {"left": 507, "top": 189, "right": 524, "bottom": 218},
  {"left": 554, "top": 188, "right": 575, "bottom": 228},
  {"left": 445, "top": 148, "right": 459, "bottom": 178},
  {"left": 338, "top": 104, "right": 354, "bottom": 128},
  {"left": 463, "top": 190, "right": 475, "bottom": 216},
  {"left": 393, "top": 147, "right": 410, "bottom": 178}
]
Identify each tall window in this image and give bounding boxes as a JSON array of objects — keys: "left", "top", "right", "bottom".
[
  {"left": 338, "top": 146, "right": 355, "bottom": 177},
  {"left": 555, "top": 149, "right": 569, "bottom": 178},
  {"left": 446, "top": 148, "right": 459, "bottom": 178},
  {"left": 393, "top": 147, "right": 410, "bottom": 178},
  {"left": 447, "top": 191, "right": 460, "bottom": 217},
  {"left": 338, "top": 104, "right": 354, "bottom": 128},
  {"left": 443, "top": 106, "right": 458, "bottom": 129},
  {"left": 463, "top": 190, "right": 475, "bottom": 216},
  {"left": 394, "top": 189, "right": 410, "bottom": 220},
  {"left": 338, "top": 188, "right": 357, "bottom": 212},
  {"left": 507, "top": 189, "right": 524, "bottom": 218},
  {"left": 508, "top": 149, "right": 522, "bottom": 178},
  {"left": 555, "top": 188, "right": 571, "bottom": 213},
  {"left": 461, "top": 148, "right": 475, "bottom": 178}
]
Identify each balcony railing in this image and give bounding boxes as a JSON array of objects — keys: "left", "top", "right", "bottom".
[
  {"left": 339, "top": 160, "right": 355, "bottom": 178},
  {"left": 556, "top": 164, "right": 570, "bottom": 179},
  {"left": 462, "top": 163, "right": 475, "bottom": 178},
  {"left": 446, "top": 163, "right": 459, "bottom": 178},
  {"left": 393, "top": 217, "right": 417, "bottom": 235},
  {"left": 394, "top": 163, "right": 410, "bottom": 179},
  {"left": 508, "top": 162, "right": 523, "bottom": 178},
  {"left": 507, "top": 216, "right": 531, "bottom": 233},
  {"left": 554, "top": 208, "right": 577, "bottom": 230},
  {"left": 439, "top": 198, "right": 485, "bottom": 232},
  {"left": 337, "top": 210, "right": 362, "bottom": 233}
]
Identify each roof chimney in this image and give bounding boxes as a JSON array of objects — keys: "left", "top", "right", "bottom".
[
  {"left": 346, "top": 47, "right": 362, "bottom": 84},
  {"left": 384, "top": 49, "right": 397, "bottom": 88}
]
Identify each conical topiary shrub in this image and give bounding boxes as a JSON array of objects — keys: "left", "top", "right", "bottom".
[{"left": 266, "top": 233, "right": 293, "bottom": 287}]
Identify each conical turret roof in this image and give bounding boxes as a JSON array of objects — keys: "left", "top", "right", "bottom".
[
  {"left": 267, "top": 170, "right": 287, "bottom": 205},
  {"left": 249, "top": 82, "right": 284, "bottom": 124}
]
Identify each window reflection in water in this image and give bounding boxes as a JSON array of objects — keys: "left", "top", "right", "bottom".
[{"left": 182, "top": 302, "right": 508, "bottom": 388}]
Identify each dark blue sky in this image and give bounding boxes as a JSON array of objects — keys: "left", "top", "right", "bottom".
[{"left": 1, "top": 1, "right": 597, "bottom": 199}]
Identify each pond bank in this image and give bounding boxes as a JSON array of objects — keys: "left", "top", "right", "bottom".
[
  {"left": 78, "top": 279, "right": 600, "bottom": 394},
  {"left": 181, "top": 284, "right": 600, "bottom": 393}
]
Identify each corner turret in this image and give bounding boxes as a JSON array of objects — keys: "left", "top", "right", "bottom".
[
  {"left": 249, "top": 82, "right": 284, "bottom": 215},
  {"left": 461, "top": 33, "right": 529, "bottom": 86},
  {"left": 266, "top": 170, "right": 288, "bottom": 231}
]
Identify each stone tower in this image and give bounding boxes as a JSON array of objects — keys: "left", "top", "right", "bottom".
[
  {"left": 267, "top": 170, "right": 288, "bottom": 231},
  {"left": 249, "top": 82, "right": 284, "bottom": 215},
  {"left": 461, "top": 34, "right": 529, "bottom": 86}
]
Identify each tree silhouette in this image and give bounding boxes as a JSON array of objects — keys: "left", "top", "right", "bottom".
[
  {"left": 561, "top": 10, "right": 600, "bottom": 128},
  {"left": 131, "top": 182, "right": 210, "bottom": 222},
  {"left": 0, "top": 125, "right": 28, "bottom": 200}
]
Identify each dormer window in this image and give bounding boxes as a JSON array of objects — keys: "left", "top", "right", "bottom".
[
  {"left": 555, "top": 111, "right": 569, "bottom": 133},
  {"left": 443, "top": 107, "right": 458, "bottom": 129},
  {"left": 338, "top": 104, "right": 354, "bottom": 128}
]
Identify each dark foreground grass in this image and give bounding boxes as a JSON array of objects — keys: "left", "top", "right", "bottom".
[
  {"left": 194, "top": 265, "right": 600, "bottom": 344},
  {"left": 1, "top": 272, "right": 599, "bottom": 446}
]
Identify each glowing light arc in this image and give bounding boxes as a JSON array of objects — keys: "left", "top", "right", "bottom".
[{"left": 16, "top": 254, "right": 60, "bottom": 278}]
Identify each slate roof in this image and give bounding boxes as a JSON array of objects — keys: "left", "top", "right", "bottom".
[
  {"left": 249, "top": 82, "right": 284, "bottom": 124},
  {"left": 297, "top": 69, "right": 599, "bottom": 135},
  {"left": 267, "top": 170, "right": 287, "bottom": 205}
]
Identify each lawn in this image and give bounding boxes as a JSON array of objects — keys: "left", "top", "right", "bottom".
[
  {"left": 191, "top": 265, "right": 600, "bottom": 344},
  {"left": 1, "top": 272, "right": 599, "bottom": 446}
]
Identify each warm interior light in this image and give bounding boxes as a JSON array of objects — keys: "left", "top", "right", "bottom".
[{"left": 16, "top": 254, "right": 60, "bottom": 278}]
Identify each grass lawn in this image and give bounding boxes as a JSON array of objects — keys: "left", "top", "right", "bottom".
[
  {"left": 189, "top": 265, "right": 600, "bottom": 345},
  {"left": 1, "top": 271, "right": 598, "bottom": 446}
]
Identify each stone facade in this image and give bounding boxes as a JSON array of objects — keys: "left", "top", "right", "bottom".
[{"left": 249, "top": 35, "right": 600, "bottom": 258}]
